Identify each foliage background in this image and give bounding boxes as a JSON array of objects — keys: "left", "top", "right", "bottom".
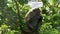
[{"left": 0, "top": 0, "right": 60, "bottom": 34}]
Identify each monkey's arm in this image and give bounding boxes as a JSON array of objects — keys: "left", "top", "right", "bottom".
[
  {"left": 35, "top": 16, "right": 43, "bottom": 30},
  {"left": 25, "top": 12, "right": 35, "bottom": 30},
  {"left": 26, "top": 21, "right": 34, "bottom": 30}
]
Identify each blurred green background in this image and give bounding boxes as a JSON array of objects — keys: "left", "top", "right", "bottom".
[{"left": 0, "top": 0, "right": 60, "bottom": 34}]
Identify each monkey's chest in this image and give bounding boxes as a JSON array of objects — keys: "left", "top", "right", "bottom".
[{"left": 30, "top": 16, "right": 39, "bottom": 27}]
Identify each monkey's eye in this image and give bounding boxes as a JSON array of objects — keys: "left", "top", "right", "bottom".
[{"left": 33, "top": 10, "right": 35, "bottom": 12}]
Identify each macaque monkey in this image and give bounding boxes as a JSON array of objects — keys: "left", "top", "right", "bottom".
[{"left": 24, "top": 8, "right": 43, "bottom": 34}]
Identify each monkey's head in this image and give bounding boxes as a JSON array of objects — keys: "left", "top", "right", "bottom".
[
  {"left": 25, "top": 8, "right": 42, "bottom": 21},
  {"left": 32, "top": 8, "right": 42, "bottom": 15},
  {"left": 33, "top": 8, "right": 40, "bottom": 12}
]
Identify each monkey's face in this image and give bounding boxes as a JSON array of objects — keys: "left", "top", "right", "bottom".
[{"left": 33, "top": 8, "right": 41, "bottom": 15}]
